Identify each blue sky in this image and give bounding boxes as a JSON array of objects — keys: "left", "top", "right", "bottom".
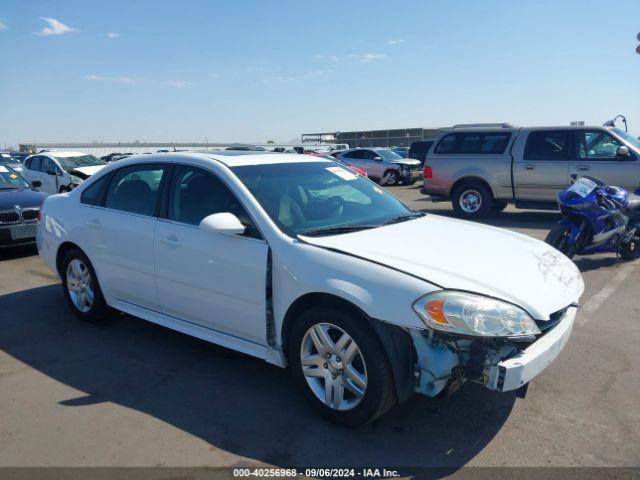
[{"left": 0, "top": 0, "right": 639, "bottom": 147}]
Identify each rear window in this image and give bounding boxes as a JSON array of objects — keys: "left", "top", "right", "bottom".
[
  {"left": 434, "top": 132, "right": 511, "bottom": 154},
  {"left": 408, "top": 141, "right": 434, "bottom": 161}
]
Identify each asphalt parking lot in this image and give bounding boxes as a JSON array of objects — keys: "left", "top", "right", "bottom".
[{"left": 1, "top": 184, "right": 639, "bottom": 470}]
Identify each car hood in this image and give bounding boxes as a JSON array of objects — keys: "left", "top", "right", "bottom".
[
  {"left": 67, "top": 165, "right": 105, "bottom": 178},
  {"left": 390, "top": 159, "right": 421, "bottom": 167},
  {"left": 299, "top": 215, "right": 584, "bottom": 320},
  {"left": 0, "top": 188, "right": 48, "bottom": 210}
]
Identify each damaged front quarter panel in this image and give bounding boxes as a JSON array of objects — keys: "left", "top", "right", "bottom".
[{"left": 409, "top": 329, "right": 462, "bottom": 397}]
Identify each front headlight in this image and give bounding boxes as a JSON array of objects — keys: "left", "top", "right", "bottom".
[
  {"left": 69, "top": 175, "right": 83, "bottom": 185},
  {"left": 412, "top": 291, "right": 541, "bottom": 337}
]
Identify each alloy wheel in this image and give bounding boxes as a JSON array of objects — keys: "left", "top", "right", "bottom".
[
  {"left": 66, "top": 259, "right": 94, "bottom": 313},
  {"left": 384, "top": 171, "right": 399, "bottom": 186},
  {"left": 460, "top": 189, "right": 482, "bottom": 213},
  {"left": 300, "top": 323, "right": 368, "bottom": 411}
]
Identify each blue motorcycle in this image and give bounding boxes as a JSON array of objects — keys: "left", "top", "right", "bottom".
[{"left": 546, "top": 176, "right": 640, "bottom": 259}]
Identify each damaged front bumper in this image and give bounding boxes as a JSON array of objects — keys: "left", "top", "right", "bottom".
[
  {"left": 485, "top": 306, "right": 576, "bottom": 392},
  {"left": 410, "top": 306, "right": 577, "bottom": 397}
]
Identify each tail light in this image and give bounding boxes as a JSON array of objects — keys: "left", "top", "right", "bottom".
[{"left": 423, "top": 166, "right": 432, "bottom": 179}]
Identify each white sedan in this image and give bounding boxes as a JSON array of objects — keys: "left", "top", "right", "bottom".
[
  {"left": 22, "top": 151, "right": 106, "bottom": 194},
  {"left": 37, "top": 152, "right": 584, "bottom": 425}
]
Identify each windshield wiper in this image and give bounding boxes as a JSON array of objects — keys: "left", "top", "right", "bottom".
[
  {"left": 299, "top": 224, "right": 378, "bottom": 237},
  {"left": 383, "top": 212, "right": 425, "bottom": 225}
]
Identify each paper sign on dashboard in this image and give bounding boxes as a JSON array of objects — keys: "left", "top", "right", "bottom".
[{"left": 326, "top": 166, "right": 357, "bottom": 181}]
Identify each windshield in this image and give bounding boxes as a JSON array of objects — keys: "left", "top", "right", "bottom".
[
  {"left": 231, "top": 161, "right": 416, "bottom": 236},
  {"left": 0, "top": 155, "right": 22, "bottom": 167},
  {"left": 612, "top": 128, "right": 640, "bottom": 150},
  {"left": 374, "top": 149, "right": 403, "bottom": 160},
  {"left": 0, "top": 165, "right": 30, "bottom": 189},
  {"left": 55, "top": 155, "right": 106, "bottom": 170}
]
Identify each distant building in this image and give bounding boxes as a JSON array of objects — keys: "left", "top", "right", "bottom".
[
  {"left": 18, "top": 142, "right": 287, "bottom": 156},
  {"left": 301, "top": 128, "right": 441, "bottom": 148}
]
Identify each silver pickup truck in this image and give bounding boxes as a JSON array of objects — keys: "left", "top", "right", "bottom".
[{"left": 422, "top": 124, "right": 640, "bottom": 217}]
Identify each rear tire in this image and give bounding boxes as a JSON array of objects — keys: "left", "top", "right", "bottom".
[
  {"left": 61, "top": 248, "right": 111, "bottom": 322},
  {"left": 452, "top": 181, "right": 494, "bottom": 218},
  {"left": 492, "top": 200, "right": 508, "bottom": 212},
  {"left": 289, "top": 307, "right": 396, "bottom": 426}
]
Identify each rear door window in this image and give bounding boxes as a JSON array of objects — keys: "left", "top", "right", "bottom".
[
  {"left": 524, "top": 131, "right": 571, "bottom": 161},
  {"left": 105, "top": 164, "right": 166, "bottom": 216}
]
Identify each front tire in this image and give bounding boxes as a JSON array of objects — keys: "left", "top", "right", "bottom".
[
  {"left": 545, "top": 224, "right": 579, "bottom": 259},
  {"left": 382, "top": 170, "right": 400, "bottom": 186},
  {"left": 289, "top": 307, "right": 396, "bottom": 426},
  {"left": 61, "top": 248, "right": 110, "bottom": 322},
  {"left": 452, "top": 181, "right": 494, "bottom": 218},
  {"left": 621, "top": 234, "right": 640, "bottom": 260}
]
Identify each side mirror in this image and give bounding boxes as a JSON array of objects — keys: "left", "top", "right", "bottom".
[
  {"left": 199, "top": 212, "right": 245, "bottom": 235},
  {"left": 46, "top": 169, "right": 58, "bottom": 176},
  {"left": 616, "top": 146, "right": 630, "bottom": 158},
  {"left": 373, "top": 156, "right": 382, "bottom": 161},
  {"left": 31, "top": 180, "right": 42, "bottom": 188}
]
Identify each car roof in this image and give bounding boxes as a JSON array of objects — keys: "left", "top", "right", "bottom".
[
  {"left": 40, "top": 151, "right": 90, "bottom": 157},
  {"left": 112, "top": 152, "right": 332, "bottom": 168}
]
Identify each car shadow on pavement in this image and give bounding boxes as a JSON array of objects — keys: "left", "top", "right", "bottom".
[
  {"left": 415, "top": 204, "right": 561, "bottom": 232},
  {"left": 0, "top": 245, "right": 38, "bottom": 261},
  {"left": 0, "top": 284, "right": 516, "bottom": 474},
  {"left": 572, "top": 255, "right": 622, "bottom": 273}
]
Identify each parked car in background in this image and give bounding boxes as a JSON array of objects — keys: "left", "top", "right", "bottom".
[
  {"left": 308, "top": 153, "right": 368, "bottom": 177},
  {"left": 38, "top": 152, "right": 583, "bottom": 425},
  {"left": 422, "top": 124, "right": 640, "bottom": 218},
  {"left": 335, "top": 148, "right": 421, "bottom": 186},
  {"left": 101, "top": 152, "right": 123, "bottom": 162},
  {"left": 9, "top": 152, "right": 30, "bottom": 163},
  {"left": 0, "top": 165, "right": 47, "bottom": 248},
  {"left": 226, "top": 145, "right": 267, "bottom": 152},
  {"left": 408, "top": 140, "right": 435, "bottom": 166},
  {"left": 1, "top": 153, "right": 25, "bottom": 173},
  {"left": 22, "top": 151, "right": 106, "bottom": 194},
  {"left": 391, "top": 147, "right": 409, "bottom": 158},
  {"left": 314, "top": 143, "right": 350, "bottom": 155},
  {"left": 110, "top": 154, "right": 134, "bottom": 162}
]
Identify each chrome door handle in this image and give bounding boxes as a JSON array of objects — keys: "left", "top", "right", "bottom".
[
  {"left": 576, "top": 165, "right": 590, "bottom": 171},
  {"left": 160, "top": 234, "right": 179, "bottom": 246},
  {"left": 87, "top": 218, "right": 101, "bottom": 227},
  {"left": 524, "top": 164, "right": 536, "bottom": 170}
]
